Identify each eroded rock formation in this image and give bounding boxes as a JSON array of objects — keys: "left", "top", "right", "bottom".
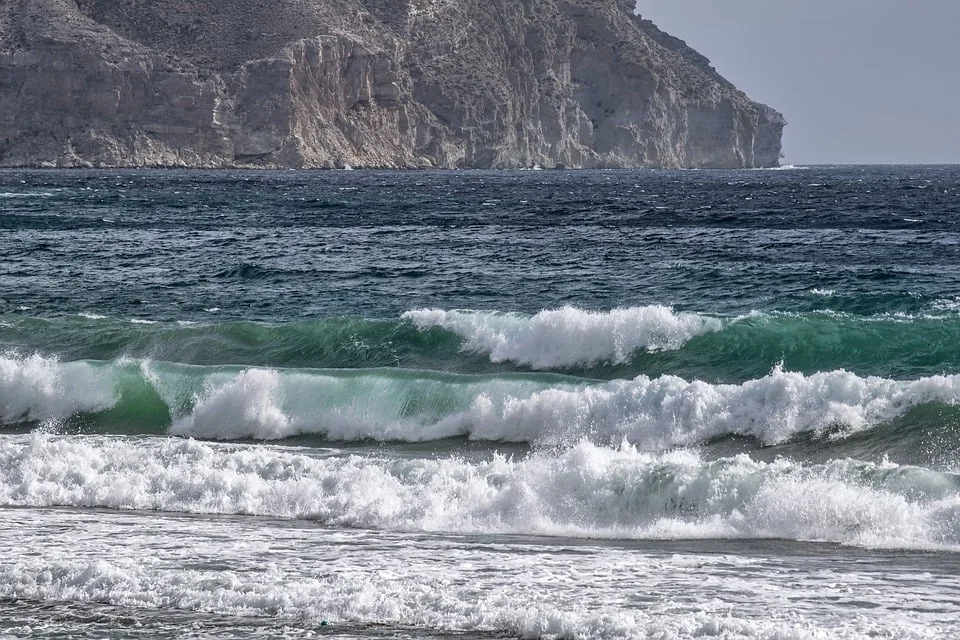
[{"left": 0, "top": 0, "right": 785, "bottom": 168}]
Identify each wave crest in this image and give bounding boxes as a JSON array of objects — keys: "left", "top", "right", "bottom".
[
  {"left": 0, "top": 353, "right": 116, "bottom": 424},
  {"left": 432, "top": 365, "right": 960, "bottom": 447},
  {"left": 158, "top": 364, "right": 960, "bottom": 447},
  {"left": 170, "top": 369, "right": 292, "bottom": 440},
  {"left": 402, "top": 306, "right": 721, "bottom": 369},
  {"left": 5, "top": 355, "right": 960, "bottom": 449}
]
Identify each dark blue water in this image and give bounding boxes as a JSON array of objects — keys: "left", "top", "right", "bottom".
[{"left": 2, "top": 166, "right": 959, "bottom": 323}]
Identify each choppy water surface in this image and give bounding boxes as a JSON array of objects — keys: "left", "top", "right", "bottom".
[{"left": 2, "top": 166, "right": 960, "bottom": 638}]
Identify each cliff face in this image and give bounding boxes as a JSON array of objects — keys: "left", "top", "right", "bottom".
[{"left": 0, "top": 0, "right": 785, "bottom": 169}]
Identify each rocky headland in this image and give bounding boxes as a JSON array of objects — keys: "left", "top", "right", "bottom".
[{"left": 0, "top": 0, "right": 785, "bottom": 169}]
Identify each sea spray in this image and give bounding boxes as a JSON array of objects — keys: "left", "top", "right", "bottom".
[
  {"left": 0, "top": 353, "right": 116, "bottom": 424},
  {"left": 171, "top": 369, "right": 292, "bottom": 440}
]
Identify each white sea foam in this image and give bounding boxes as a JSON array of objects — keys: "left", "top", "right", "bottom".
[
  {"left": 402, "top": 306, "right": 722, "bottom": 368},
  {"left": 170, "top": 368, "right": 293, "bottom": 440},
  {"left": 933, "top": 297, "right": 960, "bottom": 312},
  {"left": 4, "top": 507, "right": 949, "bottom": 640},
  {"left": 164, "top": 364, "right": 960, "bottom": 446},
  {"left": 751, "top": 164, "right": 810, "bottom": 171},
  {"left": 0, "top": 546, "right": 944, "bottom": 640},
  {"left": 0, "top": 435, "right": 956, "bottom": 550},
  {"left": 1, "top": 440, "right": 955, "bottom": 639},
  {"left": 5, "top": 353, "right": 960, "bottom": 449},
  {"left": 441, "top": 365, "right": 960, "bottom": 447},
  {"left": 0, "top": 354, "right": 117, "bottom": 424},
  {"left": 0, "top": 191, "right": 56, "bottom": 198}
]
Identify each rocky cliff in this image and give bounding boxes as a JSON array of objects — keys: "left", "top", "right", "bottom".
[{"left": 0, "top": 0, "right": 785, "bottom": 169}]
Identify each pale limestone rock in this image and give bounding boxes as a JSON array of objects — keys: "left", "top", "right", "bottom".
[{"left": 0, "top": 0, "right": 785, "bottom": 168}]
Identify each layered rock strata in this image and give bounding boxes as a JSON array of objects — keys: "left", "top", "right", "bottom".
[{"left": 0, "top": 0, "right": 785, "bottom": 168}]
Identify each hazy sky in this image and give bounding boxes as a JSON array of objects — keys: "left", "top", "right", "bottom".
[{"left": 637, "top": 1, "right": 960, "bottom": 164}]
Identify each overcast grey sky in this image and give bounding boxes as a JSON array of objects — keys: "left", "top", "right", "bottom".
[{"left": 637, "top": 1, "right": 960, "bottom": 164}]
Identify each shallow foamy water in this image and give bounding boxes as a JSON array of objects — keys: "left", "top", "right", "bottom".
[{"left": 2, "top": 502, "right": 958, "bottom": 640}]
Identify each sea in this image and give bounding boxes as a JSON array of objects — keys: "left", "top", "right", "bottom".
[{"left": 1, "top": 165, "right": 959, "bottom": 639}]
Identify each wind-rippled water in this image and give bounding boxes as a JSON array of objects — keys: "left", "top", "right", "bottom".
[{"left": 2, "top": 166, "right": 960, "bottom": 639}]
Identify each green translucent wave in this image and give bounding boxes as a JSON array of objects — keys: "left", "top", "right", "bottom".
[
  {"left": 3, "top": 355, "right": 960, "bottom": 467},
  {"left": 3, "top": 310, "right": 960, "bottom": 381}
]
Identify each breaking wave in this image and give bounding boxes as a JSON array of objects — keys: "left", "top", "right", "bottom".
[
  {"left": 1, "top": 435, "right": 957, "bottom": 550},
  {"left": 402, "top": 306, "right": 722, "bottom": 369},
  {"left": 7, "top": 307, "right": 960, "bottom": 379},
  {"left": 0, "top": 353, "right": 117, "bottom": 424},
  {"left": 4, "top": 354, "right": 960, "bottom": 451}
]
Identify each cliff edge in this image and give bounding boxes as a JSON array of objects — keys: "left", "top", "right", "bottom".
[{"left": 0, "top": 0, "right": 785, "bottom": 168}]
